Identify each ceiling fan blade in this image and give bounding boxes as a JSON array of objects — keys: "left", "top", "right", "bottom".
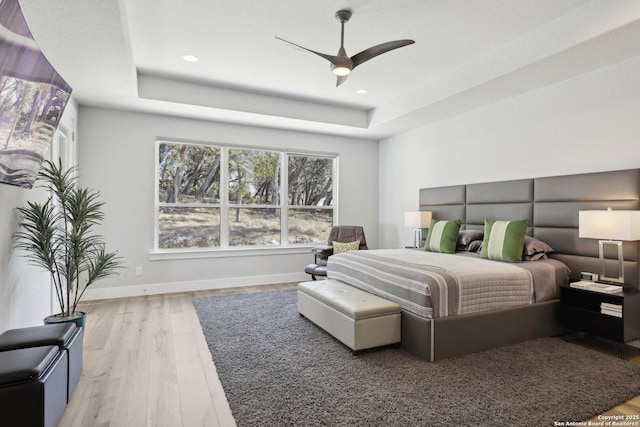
[
  {"left": 336, "top": 75, "right": 348, "bottom": 87},
  {"left": 351, "top": 39, "right": 415, "bottom": 69},
  {"left": 275, "top": 37, "right": 344, "bottom": 67}
]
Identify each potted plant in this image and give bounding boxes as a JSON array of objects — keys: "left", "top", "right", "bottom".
[{"left": 14, "top": 159, "right": 122, "bottom": 326}]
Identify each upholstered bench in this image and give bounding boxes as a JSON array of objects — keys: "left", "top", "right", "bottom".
[
  {"left": 0, "top": 345, "right": 68, "bottom": 427},
  {"left": 0, "top": 323, "right": 83, "bottom": 402},
  {"left": 298, "top": 279, "right": 401, "bottom": 355}
]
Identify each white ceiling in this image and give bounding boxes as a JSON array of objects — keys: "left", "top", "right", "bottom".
[{"left": 18, "top": 0, "right": 640, "bottom": 139}]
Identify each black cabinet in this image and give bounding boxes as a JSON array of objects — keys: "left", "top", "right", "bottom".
[{"left": 559, "top": 283, "right": 640, "bottom": 343}]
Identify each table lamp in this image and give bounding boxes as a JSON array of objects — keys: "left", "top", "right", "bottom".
[
  {"left": 579, "top": 208, "right": 640, "bottom": 284},
  {"left": 404, "top": 211, "right": 432, "bottom": 248}
]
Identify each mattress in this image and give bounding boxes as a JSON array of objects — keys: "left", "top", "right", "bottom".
[{"left": 326, "top": 249, "right": 569, "bottom": 319}]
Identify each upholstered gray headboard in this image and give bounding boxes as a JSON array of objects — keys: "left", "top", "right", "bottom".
[{"left": 419, "top": 169, "right": 640, "bottom": 288}]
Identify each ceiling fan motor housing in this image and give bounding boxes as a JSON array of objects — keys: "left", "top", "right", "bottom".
[{"left": 335, "top": 9, "right": 352, "bottom": 23}]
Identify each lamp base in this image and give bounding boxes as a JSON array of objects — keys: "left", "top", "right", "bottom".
[
  {"left": 413, "top": 229, "right": 423, "bottom": 249},
  {"left": 599, "top": 240, "right": 624, "bottom": 284}
]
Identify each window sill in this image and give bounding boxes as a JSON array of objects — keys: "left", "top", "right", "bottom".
[{"left": 149, "top": 245, "right": 314, "bottom": 261}]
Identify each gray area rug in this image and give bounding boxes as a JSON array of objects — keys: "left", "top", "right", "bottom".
[{"left": 194, "top": 288, "right": 640, "bottom": 426}]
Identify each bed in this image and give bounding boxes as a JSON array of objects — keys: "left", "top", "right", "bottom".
[
  {"left": 328, "top": 250, "right": 569, "bottom": 319},
  {"left": 327, "top": 168, "right": 640, "bottom": 360}
]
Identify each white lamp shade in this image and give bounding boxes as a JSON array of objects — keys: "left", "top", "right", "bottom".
[
  {"left": 579, "top": 210, "right": 640, "bottom": 241},
  {"left": 404, "top": 211, "right": 432, "bottom": 228}
]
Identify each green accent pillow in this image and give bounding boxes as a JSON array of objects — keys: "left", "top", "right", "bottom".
[
  {"left": 480, "top": 219, "right": 528, "bottom": 263},
  {"left": 424, "top": 219, "right": 462, "bottom": 254},
  {"left": 332, "top": 240, "right": 360, "bottom": 254}
]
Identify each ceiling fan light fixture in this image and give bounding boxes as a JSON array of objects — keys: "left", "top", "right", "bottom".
[{"left": 332, "top": 66, "right": 351, "bottom": 76}]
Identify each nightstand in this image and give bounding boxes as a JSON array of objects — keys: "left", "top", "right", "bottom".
[{"left": 559, "top": 283, "right": 640, "bottom": 350}]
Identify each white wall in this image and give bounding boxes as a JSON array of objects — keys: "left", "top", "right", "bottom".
[
  {"left": 77, "top": 107, "right": 379, "bottom": 299},
  {"left": 379, "top": 55, "right": 640, "bottom": 249},
  {"left": 0, "top": 102, "right": 78, "bottom": 332},
  {"left": 0, "top": 184, "right": 52, "bottom": 331}
]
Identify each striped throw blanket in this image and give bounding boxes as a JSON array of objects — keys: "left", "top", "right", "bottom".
[{"left": 327, "top": 249, "right": 535, "bottom": 319}]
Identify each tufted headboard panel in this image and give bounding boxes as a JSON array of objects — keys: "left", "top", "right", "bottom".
[{"left": 419, "top": 169, "right": 640, "bottom": 288}]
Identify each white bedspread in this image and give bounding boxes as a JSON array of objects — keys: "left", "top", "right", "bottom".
[{"left": 327, "top": 249, "right": 536, "bottom": 319}]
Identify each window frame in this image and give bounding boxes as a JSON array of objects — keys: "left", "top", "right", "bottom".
[{"left": 153, "top": 139, "right": 338, "bottom": 255}]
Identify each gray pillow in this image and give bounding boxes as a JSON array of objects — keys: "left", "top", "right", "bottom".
[
  {"left": 468, "top": 240, "right": 483, "bottom": 253},
  {"left": 456, "top": 230, "right": 484, "bottom": 251},
  {"left": 523, "top": 236, "right": 554, "bottom": 261}
]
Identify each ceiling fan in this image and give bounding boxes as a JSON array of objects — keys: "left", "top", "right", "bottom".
[{"left": 276, "top": 9, "right": 415, "bottom": 86}]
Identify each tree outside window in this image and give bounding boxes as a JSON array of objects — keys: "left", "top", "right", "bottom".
[
  {"left": 155, "top": 141, "right": 336, "bottom": 250},
  {"left": 228, "top": 149, "right": 281, "bottom": 246},
  {"left": 287, "top": 155, "right": 334, "bottom": 244}
]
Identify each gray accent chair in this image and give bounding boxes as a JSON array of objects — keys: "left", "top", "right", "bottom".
[{"left": 304, "top": 225, "right": 368, "bottom": 280}]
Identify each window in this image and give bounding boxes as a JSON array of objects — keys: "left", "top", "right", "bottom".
[
  {"left": 157, "top": 142, "right": 221, "bottom": 249},
  {"left": 228, "top": 148, "right": 281, "bottom": 246},
  {"left": 155, "top": 140, "right": 336, "bottom": 250},
  {"left": 287, "top": 155, "right": 334, "bottom": 244}
]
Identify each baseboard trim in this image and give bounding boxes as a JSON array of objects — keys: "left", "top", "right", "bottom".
[{"left": 83, "top": 272, "right": 309, "bottom": 300}]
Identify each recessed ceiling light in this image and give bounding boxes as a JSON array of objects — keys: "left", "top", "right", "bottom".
[
  {"left": 182, "top": 55, "right": 199, "bottom": 63},
  {"left": 356, "top": 89, "right": 368, "bottom": 94}
]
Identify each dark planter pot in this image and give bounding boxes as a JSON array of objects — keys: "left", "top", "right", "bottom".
[{"left": 44, "top": 311, "right": 86, "bottom": 328}]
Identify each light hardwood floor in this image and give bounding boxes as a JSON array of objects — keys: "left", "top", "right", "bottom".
[
  {"left": 58, "top": 283, "right": 295, "bottom": 427},
  {"left": 59, "top": 283, "right": 640, "bottom": 426}
]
